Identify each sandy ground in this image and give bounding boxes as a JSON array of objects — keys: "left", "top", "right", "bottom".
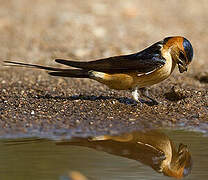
[{"left": 0, "top": 0, "right": 208, "bottom": 137}]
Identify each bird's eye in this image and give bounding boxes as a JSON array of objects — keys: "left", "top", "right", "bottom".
[{"left": 179, "top": 51, "right": 186, "bottom": 61}]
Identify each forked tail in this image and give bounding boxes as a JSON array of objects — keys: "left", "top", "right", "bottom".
[{"left": 3, "top": 61, "right": 89, "bottom": 78}]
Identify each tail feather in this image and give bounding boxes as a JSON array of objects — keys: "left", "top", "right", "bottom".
[
  {"left": 3, "top": 61, "right": 69, "bottom": 71},
  {"left": 3, "top": 61, "right": 89, "bottom": 78},
  {"left": 55, "top": 59, "right": 90, "bottom": 69},
  {"left": 48, "top": 70, "right": 89, "bottom": 78}
]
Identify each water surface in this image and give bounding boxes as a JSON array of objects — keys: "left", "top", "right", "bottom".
[{"left": 0, "top": 129, "right": 207, "bottom": 180}]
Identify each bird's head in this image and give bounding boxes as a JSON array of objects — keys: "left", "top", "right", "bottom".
[
  {"left": 163, "top": 143, "right": 192, "bottom": 178},
  {"left": 163, "top": 36, "right": 193, "bottom": 73}
]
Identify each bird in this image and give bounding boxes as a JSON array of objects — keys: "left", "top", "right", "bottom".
[
  {"left": 57, "top": 130, "right": 192, "bottom": 178},
  {"left": 4, "top": 36, "right": 193, "bottom": 104}
]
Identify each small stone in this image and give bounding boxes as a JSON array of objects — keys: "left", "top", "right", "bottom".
[
  {"left": 195, "top": 72, "right": 208, "bottom": 83},
  {"left": 112, "top": 101, "right": 116, "bottom": 104}
]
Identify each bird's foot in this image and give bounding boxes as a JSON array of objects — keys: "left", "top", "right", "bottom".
[
  {"left": 131, "top": 87, "right": 159, "bottom": 106},
  {"left": 139, "top": 98, "right": 159, "bottom": 106}
]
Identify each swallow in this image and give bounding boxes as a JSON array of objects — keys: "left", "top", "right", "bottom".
[
  {"left": 4, "top": 36, "right": 193, "bottom": 104},
  {"left": 57, "top": 130, "right": 192, "bottom": 178}
]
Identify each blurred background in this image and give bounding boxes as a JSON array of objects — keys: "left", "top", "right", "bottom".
[{"left": 0, "top": 0, "right": 207, "bottom": 72}]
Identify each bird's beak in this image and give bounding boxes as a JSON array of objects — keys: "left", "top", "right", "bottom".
[{"left": 178, "top": 60, "right": 187, "bottom": 73}]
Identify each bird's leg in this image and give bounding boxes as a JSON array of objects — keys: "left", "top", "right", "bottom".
[
  {"left": 131, "top": 87, "right": 159, "bottom": 105},
  {"left": 131, "top": 86, "right": 145, "bottom": 105},
  {"left": 139, "top": 88, "right": 159, "bottom": 105},
  {"left": 131, "top": 87, "right": 139, "bottom": 102},
  {"left": 139, "top": 88, "right": 150, "bottom": 98}
]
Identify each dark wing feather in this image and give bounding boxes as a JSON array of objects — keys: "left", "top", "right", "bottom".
[{"left": 56, "top": 41, "right": 165, "bottom": 73}]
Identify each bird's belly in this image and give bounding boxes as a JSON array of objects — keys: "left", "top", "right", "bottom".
[
  {"left": 100, "top": 74, "right": 135, "bottom": 90},
  {"left": 91, "top": 71, "right": 134, "bottom": 90},
  {"left": 91, "top": 70, "right": 170, "bottom": 90}
]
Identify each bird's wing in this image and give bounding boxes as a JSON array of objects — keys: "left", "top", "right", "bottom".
[{"left": 56, "top": 42, "right": 166, "bottom": 73}]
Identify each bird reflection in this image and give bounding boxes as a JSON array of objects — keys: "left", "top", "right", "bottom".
[{"left": 57, "top": 130, "right": 192, "bottom": 179}]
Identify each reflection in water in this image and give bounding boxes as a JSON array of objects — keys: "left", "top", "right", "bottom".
[
  {"left": 68, "top": 171, "right": 88, "bottom": 180},
  {"left": 57, "top": 130, "right": 192, "bottom": 179}
]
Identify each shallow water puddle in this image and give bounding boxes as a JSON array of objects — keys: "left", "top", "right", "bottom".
[{"left": 0, "top": 129, "right": 207, "bottom": 180}]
